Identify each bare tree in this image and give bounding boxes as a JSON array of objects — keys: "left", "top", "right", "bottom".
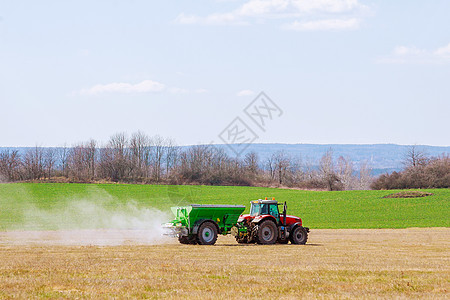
[
  {"left": 404, "top": 145, "right": 428, "bottom": 168},
  {"left": 57, "top": 144, "right": 69, "bottom": 177},
  {"left": 214, "top": 147, "right": 233, "bottom": 184},
  {"left": 85, "top": 139, "right": 97, "bottom": 179},
  {"left": 130, "top": 131, "right": 151, "bottom": 179},
  {"left": 165, "top": 138, "right": 179, "bottom": 178},
  {"left": 244, "top": 152, "right": 258, "bottom": 173},
  {"left": 68, "top": 145, "right": 85, "bottom": 180},
  {"left": 358, "top": 160, "right": 372, "bottom": 190},
  {"left": 337, "top": 156, "right": 355, "bottom": 190},
  {"left": 99, "top": 133, "right": 130, "bottom": 181},
  {"left": 302, "top": 157, "right": 318, "bottom": 181},
  {"left": 151, "top": 135, "right": 166, "bottom": 182},
  {"left": 43, "top": 148, "right": 56, "bottom": 179},
  {"left": 264, "top": 151, "right": 297, "bottom": 185},
  {"left": 179, "top": 145, "right": 213, "bottom": 182},
  {"left": 265, "top": 155, "right": 277, "bottom": 182},
  {"left": 224, "top": 156, "right": 247, "bottom": 185},
  {"left": 319, "top": 149, "right": 342, "bottom": 191},
  {"left": 23, "top": 146, "right": 45, "bottom": 180},
  {"left": 0, "top": 149, "right": 21, "bottom": 182},
  {"left": 289, "top": 155, "right": 304, "bottom": 186},
  {"left": 244, "top": 151, "right": 259, "bottom": 182},
  {"left": 273, "top": 151, "right": 291, "bottom": 185},
  {"left": 66, "top": 140, "right": 96, "bottom": 180}
]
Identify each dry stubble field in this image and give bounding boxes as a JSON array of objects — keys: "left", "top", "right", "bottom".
[{"left": 0, "top": 228, "right": 449, "bottom": 299}]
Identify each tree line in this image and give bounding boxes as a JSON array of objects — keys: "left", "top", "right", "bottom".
[
  {"left": 0, "top": 132, "right": 375, "bottom": 190},
  {"left": 371, "top": 146, "right": 449, "bottom": 189}
]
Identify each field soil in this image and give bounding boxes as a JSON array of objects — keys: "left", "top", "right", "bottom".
[
  {"left": 0, "top": 228, "right": 448, "bottom": 299},
  {"left": 0, "top": 229, "right": 170, "bottom": 246}
]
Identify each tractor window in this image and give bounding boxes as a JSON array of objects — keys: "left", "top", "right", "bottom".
[
  {"left": 260, "top": 204, "right": 269, "bottom": 215},
  {"left": 250, "top": 204, "right": 260, "bottom": 216},
  {"left": 269, "top": 204, "right": 279, "bottom": 218}
]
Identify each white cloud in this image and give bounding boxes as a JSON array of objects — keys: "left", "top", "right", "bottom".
[
  {"left": 168, "top": 87, "right": 189, "bottom": 94},
  {"left": 434, "top": 43, "right": 450, "bottom": 57},
  {"left": 282, "top": 18, "right": 360, "bottom": 31},
  {"left": 175, "top": 13, "right": 198, "bottom": 25},
  {"left": 237, "top": 89, "right": 255, "bottom": 96},
  {"left": 175, "top": 0, "right": 369, "bottom": 30},
  {"left": 377, "top": 43, "right": 450, "bottom": 64},
  {"left": 238, "top": 0, "right": 290, "bottom": 17},
  {"left": 292, "top": 0, "right": 358, "bottom": 13},
  {"left": 79, "top": 80, "right": 165, "bottom": 96},
  {"left": 393, "top": 46, "right": 424, "bottom": 56},
  {"left": 176, "top": 12, "right": 246, "bottom": 25},
  {"left": 76, "top": 80, "right": 207, "bottom": 96},
  {"left": 239, "top": 0, "right": 363, "bottom": 16}
]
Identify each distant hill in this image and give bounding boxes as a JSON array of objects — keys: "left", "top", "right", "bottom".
[
  {"left": 2, "top": 144, "right": 449, "bottom": 176},
  {"left": 211, "top": 143, "right": 450, "bottom": 175}
]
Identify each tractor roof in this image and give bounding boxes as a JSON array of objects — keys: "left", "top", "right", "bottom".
[{"left": 251, "top": 199, "right": 278, "bottom": 204}]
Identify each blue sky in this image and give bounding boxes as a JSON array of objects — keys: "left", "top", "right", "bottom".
[{"left": 1, "top": 1, "right": 449, "bottom": 147}]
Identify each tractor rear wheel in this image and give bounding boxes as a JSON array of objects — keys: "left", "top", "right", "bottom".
[
  {"left": 290, "top": 226, "right": 308, "bottom": 244},
  {"left": 256, "top": 221, "right": 278, "bottom": 245},
  {"left": 197, "top": 222, "right": 218, "bottom": 245}
]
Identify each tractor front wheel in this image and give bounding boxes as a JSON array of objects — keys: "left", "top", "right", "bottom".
[
  {"left": 197, "top": 222, "right": 218, "bottom": 245},
  {"left": 256, "top": 221, "right": 278, "bottom": 245},
  {"left": 290, "top": 226, "right": 308, "bottom": 244}
]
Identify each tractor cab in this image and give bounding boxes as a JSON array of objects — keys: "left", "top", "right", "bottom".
[
  {"left": 250, "top": 199, "right": 280, "bottom": 220},
  {"left": 247, "top": 199, "right": 296, "bottom": 227}
]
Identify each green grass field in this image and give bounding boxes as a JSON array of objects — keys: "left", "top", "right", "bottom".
[{"left": 0, "top": 183, "right": 449, "bottom": 230}]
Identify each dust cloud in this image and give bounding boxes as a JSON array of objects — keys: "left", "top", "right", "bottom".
[{"left": 0, "top": 186, "right": 173, "bottom": 246}]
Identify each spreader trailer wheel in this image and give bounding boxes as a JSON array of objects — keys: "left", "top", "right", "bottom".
[
  {"left": 197, "top": 221, "right": 218, "bottom": 245},
  {"left": 178, "top": 235, "right": 198, "bottom": 245}
]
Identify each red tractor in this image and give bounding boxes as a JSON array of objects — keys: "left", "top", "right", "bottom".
[{"left": 231, "top": 198, "right": 309, "bottom": 245}]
